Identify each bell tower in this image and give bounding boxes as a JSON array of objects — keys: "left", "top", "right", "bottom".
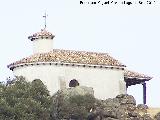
[{"left": 28, "top": 13, "right": 55, "bottom": 53}]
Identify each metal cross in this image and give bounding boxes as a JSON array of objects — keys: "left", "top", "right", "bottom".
[{"left": 43, "top": 12, "right": 48, "bottom": 29}]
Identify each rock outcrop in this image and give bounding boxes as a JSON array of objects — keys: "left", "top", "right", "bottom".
[
  {"left": 60, "top": 86, "right": 94, "bottom": 97},
  {"left": 51, "top": 86, "right": 153, "bottom": 120},
  {"left": 154, "top": 112, "right": 160, "bottom": 120},
  {"left": 88, "top": 94, "right": 153, "bottom": 120}
]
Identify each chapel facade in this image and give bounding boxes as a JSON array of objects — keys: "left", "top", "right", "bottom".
[{"left": 7, "top": 28, "right": 152, "bottom": 104}]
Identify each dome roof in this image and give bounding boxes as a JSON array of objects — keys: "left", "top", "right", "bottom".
[{"left": 28, "top": 29, "right": 55, "bottom": 41}]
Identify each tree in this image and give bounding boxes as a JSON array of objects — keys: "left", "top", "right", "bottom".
[{"left": 0, "top": 76, "right": 52, "bottom": 120}]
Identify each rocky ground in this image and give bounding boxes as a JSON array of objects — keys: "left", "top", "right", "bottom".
[
  {"left": 148, "top": 108, "right": 160, "bottom": 120},
  {"left": 88, "top": 94, "right": 155, "bottom": 120},
  {"left": 51, "top": 86, "right": 160, "bottom": 120}
]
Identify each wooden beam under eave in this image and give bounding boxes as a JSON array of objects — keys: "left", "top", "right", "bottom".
[
  {"left": 125, "top": 78, "right": 148, "bottom": 86},
  {"left": 125, "top": 78, "right": 148, "bottom": 104},
  {"left": 142, "top": 82, "right": 147, "bottom": 104}
]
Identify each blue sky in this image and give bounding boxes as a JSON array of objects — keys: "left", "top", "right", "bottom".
[{"left": 0, "top": 0, "right": 160, "bottom": 107}]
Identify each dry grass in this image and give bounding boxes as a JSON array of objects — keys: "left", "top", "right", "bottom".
[{"left": 147, "top": 108, "right": 160, "bottom": 118}]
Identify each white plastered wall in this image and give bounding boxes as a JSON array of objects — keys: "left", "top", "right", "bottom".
[
  {"left": 13, "top": 64, "right": 126, "bottom": 99},
  {"left": 33, "top": 39, "right": 53, "bottom": 53}
]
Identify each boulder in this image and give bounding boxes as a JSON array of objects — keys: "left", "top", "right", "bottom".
[
  {"left": 142, "top": 114, "right": 153, "bottom": 120},
  {"left": 60, "top": 86, "right": 94, "bottom": 98},
  {"left": 92, "top": 94, "right": 149, "bottom": 120},
  {"left": 137, "top": 104, "right": 149, "bottom": 110},
  {"left": 104, "top": 98, "right": 120, "bottom": 108},
  {"left": 116, "top": 94, "right": 136, "bottom": 105},
  {"left": 154, "top": 112, "right": 160, "bottom": 120}
]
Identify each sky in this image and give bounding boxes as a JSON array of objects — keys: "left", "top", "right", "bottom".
[{"left": 0, "top": 0, "right": 160, "bottom": 107}]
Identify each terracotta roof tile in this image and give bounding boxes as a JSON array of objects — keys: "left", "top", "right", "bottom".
[
  {"left": 124, "top": 70, "right": 152, "bottom": 80},
  {"left": 7, "top": 49, "right": 126, "bottom": 69},
  {"left": 7, "top": 49, "right": 153, "bottom": 81},
  {"left": 28, "top": 29, "right": 55, "bottom": 41}
]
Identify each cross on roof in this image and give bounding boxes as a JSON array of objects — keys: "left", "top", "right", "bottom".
[{"left": 43, "top": 12, "right": 48, "bottom": 29}]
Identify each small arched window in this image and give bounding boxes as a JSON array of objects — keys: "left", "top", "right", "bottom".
[{"left": 69, "top": 79, "right": 79, "bottom": 87}]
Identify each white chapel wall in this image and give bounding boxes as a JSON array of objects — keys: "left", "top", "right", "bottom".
[
  {"left": 33, "top": 39, "right": 53, "bottom": 53},
  {"left": 13, "top": 64, "right": 126, "bottom": 99}
]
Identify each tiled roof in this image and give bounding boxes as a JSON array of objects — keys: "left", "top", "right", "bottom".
[
  {"left": 124, "top": 70, "right": 152, "bottom": 80},
  {"left": 28, "top": 29, "right": 55, "bottom": 41},
  {"left": 7, "top": 49, "right": 126, "bottom": 69},
  {"left": 7, "top": 49, "right": 152, "bottom": 81}
]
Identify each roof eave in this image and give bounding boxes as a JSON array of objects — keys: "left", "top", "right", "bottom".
[
  {"left": 7, "top": 61, "right": 126, "bottom": 71},
  {"left": 124, "top": 76, "right": 153, "bottom": 81}
]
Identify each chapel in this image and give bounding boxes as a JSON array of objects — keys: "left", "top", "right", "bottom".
[{"left": 7, "top": 27, "right": 152, "bottom": 104}]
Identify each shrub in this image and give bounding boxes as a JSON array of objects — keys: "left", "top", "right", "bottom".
[{"left": 51, "top": 92, "right": 96, "bottom": 119}]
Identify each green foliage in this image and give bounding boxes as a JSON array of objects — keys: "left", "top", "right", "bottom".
[
  {"left": 0, "top": 76, "right": 97, "bottom": 120},
  {"left": 51, "top": 92, "right": 96, "bottom": 120},
  {"left": 0, "top": 76, "right": 52, "bottom": 120},
  {"left": 69, "top": 94, "right": 96, "bottom": 111}
]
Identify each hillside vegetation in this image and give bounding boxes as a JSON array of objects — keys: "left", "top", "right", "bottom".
[{"left": 0, "top": 76, "right": 160, "bottom": 120}]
